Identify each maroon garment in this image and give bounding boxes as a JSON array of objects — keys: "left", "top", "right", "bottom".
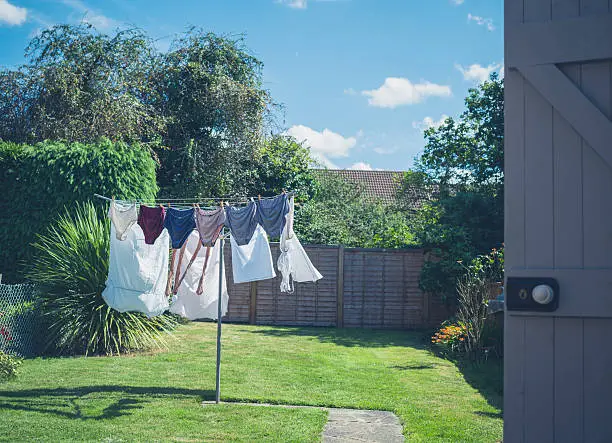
[{"left": 138, "top": 205, "right": 166, "bottom": 245}]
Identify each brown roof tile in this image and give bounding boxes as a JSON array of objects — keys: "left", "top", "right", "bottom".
[{"left": 313, "top": 169, "right": 404, "bottom": 206}]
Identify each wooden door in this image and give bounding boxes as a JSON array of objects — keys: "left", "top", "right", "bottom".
[{"left": 505, "top": 1, "right": 612, "bottom": 441}]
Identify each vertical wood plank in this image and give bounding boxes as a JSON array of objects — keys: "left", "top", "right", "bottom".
[
  {"left": 581, "top": 62, "right": 612, "bottom": 268},
  {"left": 524, "top": 318, "right": 555, "bottom": 443},
  {"left": 504, "top": 315, "right": 526, "bottom": 443},
  {"left": 554, "top": 318, "right": 584, "bottom": 442},
  {"left": 554, "top": 66, "right": 583, "bottom": 269},
  {"left": 525, "top": 0, "right": 552, "bottom": 22},
  {"left": 552, "top": 0, "right": 580, "bottom": 18},
  {"left": 583, "top": 319, "right": 612, "bottom": 442},
  {"left": 524, "top": 81, "right": 554, "bottom": 268},
  {"left": 505, "top": 0, "right": 524, "bottom": 24},
  {"left": 505, "top": 70, "right": 526, "bottom": 269},
  {"left": 336, "top": 246, "right": 344, "bottom": 328}
]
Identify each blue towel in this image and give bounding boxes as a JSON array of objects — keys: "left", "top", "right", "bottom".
[
  {"left": 256, "top": 194, "right": 289, "bottom": 238},
  {"left": 225, "top": 201, "right": 258, "bottom": 246},
  {"left": 164, "top": 207, "right": 196, "bottom": 249}
]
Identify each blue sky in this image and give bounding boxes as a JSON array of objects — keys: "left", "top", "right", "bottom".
[{"left": 0, "top": 0, "right": 503, "bottom": 171}]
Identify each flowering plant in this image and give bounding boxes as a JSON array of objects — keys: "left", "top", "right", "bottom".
[{"left": 431, "top": 322, "right": 467, "bottom": 354}]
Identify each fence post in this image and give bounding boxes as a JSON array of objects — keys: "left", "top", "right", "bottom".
[
  {"left": 336, "top": 245, "right": 345, "bottom": 328},
  {"left": 249, "top": 281, "right": 257, "bottom": 324}
]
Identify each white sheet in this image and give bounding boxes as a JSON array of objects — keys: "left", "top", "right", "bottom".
[
  {"left": 169, "top": 231, "right": 229, "bottom": 320},
  {"left": 102, "top": 224, "right": 170, "bottom": 317}
]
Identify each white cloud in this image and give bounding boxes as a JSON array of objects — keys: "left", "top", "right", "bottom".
[
  {"left": 287, "top": 125, "right": 357, "bottom": 168},
  {"left": 455, "top": 63, "right": 501, "bottom": 83},
  {"left": 451, "top": 0, "right": 464, "bottom": 4},
  {"left": 412, "top": 115, "right": 449, "bottom": 132},
  {"left": 61, "top": 0, "right": 118, "bottom": 30},
  {"left": 362, "top": 77, "right": 452, "bottom": 109},
  {"left": 373, "top": 147, "right": 396, "bottom": 155},
  {"left": 467, "top": 13, "right": 495, "bottom": 31},
  {"left": 0, "top": 0, "right": 27, "bottom": 26},
  {"left": 278, "top": 0, "right": 307, "bottom": 8},
  {"left": 348, "top": 162, "right": 373, "bottom": 171}
]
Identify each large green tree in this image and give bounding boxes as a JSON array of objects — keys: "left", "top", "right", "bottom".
[
  {"left": 402, "top": 74, "right": 504, "bottom": 298},
  {"left": 0, "top": 24, "right": 281, "bottom": 198}
]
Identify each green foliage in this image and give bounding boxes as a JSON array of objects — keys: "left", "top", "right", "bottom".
[
  {"left": 0, "top": 138, "right": 158, "bottom": 283},
  {"left": 251, "top": 135, "right": 316, "bottom": 200},
  {"left": 0, "top": 24, "right": 163, "bottom": 144},
  {"left": 153, "top": 29, "right": 271, "bottom": 197},
  {"left": 295, "top": 175, "right": 416, "bottom": 248},
  {"left": 0, "top": 351, "right": 22, "bottom": 381},
  {"left": 0, "top": 24, "right": 272, "bottom": 199},
  {"left": 405, "top": 74, "right": 504, "bottom": 298},
  {"left": 27, "top": 202, "right": 178, "bottom": 356}
]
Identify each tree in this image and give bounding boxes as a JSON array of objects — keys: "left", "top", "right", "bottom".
[
  {"left": 250, "top": 135, "right": 317, "bottom": 200},
  {"left": 295, "top": 175, "right": 415, "bottom": 248},
  {"left": 403, "top": 74, "right": 504, "bottom": 299},
  {"left": 0, "top": 24, "right": 273, "bottom": 198},
  {"left": 0, "top": 24, "right": 163, "bottom": 144},
  {"left": 151, "top": 29, "right": 271, "bottom": 197}
]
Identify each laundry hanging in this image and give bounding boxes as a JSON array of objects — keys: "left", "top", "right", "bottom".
[
  {"left": 164, "top": 207, "right": 196, "bottom": 249},
  {"left": 278, "top": 195, "right": 323, "bottom": 293},
  {"left": 108, "top": 200, "right": 138, "bottom": 241},
  {"left": 102, "top": 224, "right": 170, "bottom": 317},
  {"left": 195, "top": 207, "right": 226, "bottom": 247},
  {"left": 255, "top": 193, "right": 289, "bottom": 238},
  {"left": 138, "top": 205, "right": 166, "bottom": 245},
  {"left": 224, "top": 201, "right": 258, "bottom": 246},
  {"left": 230, "top": 224, "right": 276, "bottom": 284},
  {"left": 169, "top": 231, "right": 229, "bottom": 320}
]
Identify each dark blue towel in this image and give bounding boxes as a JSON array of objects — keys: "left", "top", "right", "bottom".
[
  {"left": 256, "top": 194, "right": 289, "bottom": 238},
  {"left": 225, "top": 201, "right": 258, "bottom": 246},
  {"left": 164, "top": 207, "right": 196, "bottom": 249}
]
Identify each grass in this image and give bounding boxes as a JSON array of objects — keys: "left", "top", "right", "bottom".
[{"left": 0, "top": 323, "right": 503, "bottom": 442}]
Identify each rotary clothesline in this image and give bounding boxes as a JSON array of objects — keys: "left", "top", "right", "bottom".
[{"left": 93, "top": 191, "right": 319, "bottom": 405}]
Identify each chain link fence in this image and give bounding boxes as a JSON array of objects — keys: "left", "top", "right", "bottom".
[{"left": 0, "top": 281, "right": 41, "bottom": 357}]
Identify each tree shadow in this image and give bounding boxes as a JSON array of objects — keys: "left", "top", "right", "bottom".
[
  {"left": 0, "top": 386, "right": 215, "bottom": 421},
  {"left": 389, "top": 363, "right": 436, "bottom": 370},
  {"left": 242, "top": 325, "right": 429, "bottom": 349}
]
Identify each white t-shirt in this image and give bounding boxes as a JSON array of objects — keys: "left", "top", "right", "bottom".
[{"left": 230, "top": 224, "right": 276, "bottom": 284}]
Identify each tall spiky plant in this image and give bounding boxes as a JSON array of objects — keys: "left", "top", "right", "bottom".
[{"left": 28, "top": 202, "right": 178, "bottom": 356}]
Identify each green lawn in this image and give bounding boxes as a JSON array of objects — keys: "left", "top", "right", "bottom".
[{"left": 0, "top": 323, "right": 503, "bottom": 442}]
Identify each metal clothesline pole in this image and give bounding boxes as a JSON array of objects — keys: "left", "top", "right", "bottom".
[{"left": 215, "top": 231, "right": 225, "bottom": 404}]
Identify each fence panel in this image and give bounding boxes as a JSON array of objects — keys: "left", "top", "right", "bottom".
[{"left": 0, "top": 283, "right": 40, "bottom": 357}]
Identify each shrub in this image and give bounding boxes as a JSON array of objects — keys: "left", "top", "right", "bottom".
[
  {"left": 27, "top": 202, "right": 178, "bottom": 356},
  {"left": 0, "top": 138, "right": 158, "bottom": 283},
  {"left": 0, "top": 350, "right": 22, "bottom": 381},
  {"left": 431, "top": 322, "right": 467, "bottom": 356}
]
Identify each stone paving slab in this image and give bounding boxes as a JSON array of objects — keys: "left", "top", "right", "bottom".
[{"left": 201, "top": 401, "right": 404, "bottom": 442}]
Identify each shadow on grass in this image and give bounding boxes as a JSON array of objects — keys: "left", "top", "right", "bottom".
[
  {"left": 0, "top": 386, "right": 215, "bottom": 421},
  {"left": 455, "top": 358, "right": 503, "bottom": 412},
  {"left": 242, "top": 325, "right": 429, "bottom": 349},
  {"left": 389, "top": 363, "right": 436, "bottom": 370}
]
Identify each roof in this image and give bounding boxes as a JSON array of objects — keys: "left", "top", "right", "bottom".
[{"left": 313, "top": 169, "right": 404, "bottom": 206}]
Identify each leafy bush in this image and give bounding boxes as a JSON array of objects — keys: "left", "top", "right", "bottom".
[
  {"left": 0, "top": 138, "right": 158, "bottom": 283},
  {"left": 295, "top": 175, "right": 416, "bottom": 248},
  {"left": 0, "top": 350, "right": 22, "bottom": 381},
  {"left": 27, "top": 202, "right": 177, "bottom": 356}
]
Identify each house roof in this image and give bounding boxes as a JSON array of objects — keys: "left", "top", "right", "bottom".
[{"left": 312, "top": 169, "right": 404, "bottom": 206}]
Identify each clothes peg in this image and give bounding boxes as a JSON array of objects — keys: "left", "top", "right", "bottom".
[{"left": 258, "top": 194, "right": 261, "bottom": 201}]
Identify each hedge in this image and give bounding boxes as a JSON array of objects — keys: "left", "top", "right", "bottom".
[{"left": 0, "top": 139, "right": 158, "bottom": 282}]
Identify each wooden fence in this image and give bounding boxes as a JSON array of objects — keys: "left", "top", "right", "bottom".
[{"left": 223, "top": 244, "right": 451, "bottom": 329}]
